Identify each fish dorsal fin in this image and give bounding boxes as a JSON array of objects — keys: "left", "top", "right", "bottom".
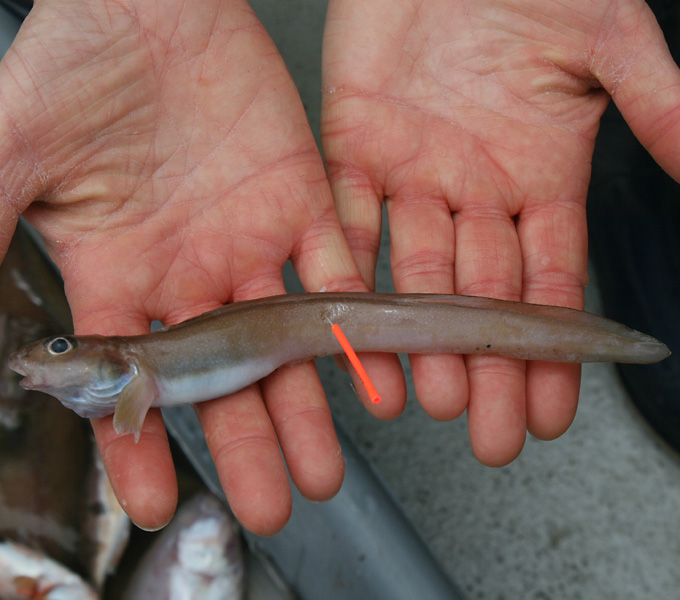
[{"left": 112, "top": 370, "right": 157, "bottom": 442}]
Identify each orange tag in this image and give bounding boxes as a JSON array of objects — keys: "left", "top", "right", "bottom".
[{"left": 331, "top": 323, "right": 381, "bottom": 404}]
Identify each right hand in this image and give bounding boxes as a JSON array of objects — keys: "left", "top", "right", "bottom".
[{"left": 0, "top": 0, "right": 405, "bottom": 535}]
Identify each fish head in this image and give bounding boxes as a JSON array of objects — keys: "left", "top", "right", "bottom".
[{"left": 8, "top": 335, "right": 136, "bottom": 418}]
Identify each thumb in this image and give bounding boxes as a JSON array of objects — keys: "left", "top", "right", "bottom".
[{"left": 593, "top": 4, "right": 680, "bottom": 181}]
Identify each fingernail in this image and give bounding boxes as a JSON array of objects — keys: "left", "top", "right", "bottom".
[{"left": 132, "top": 517, "right": 172, "bottom": 532}]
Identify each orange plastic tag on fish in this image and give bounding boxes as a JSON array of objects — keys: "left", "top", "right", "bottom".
[{"left": 331, "top": 323, "right": 382, "bottom": 404}]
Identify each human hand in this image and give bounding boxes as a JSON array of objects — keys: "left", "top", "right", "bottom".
[
  {"left": 0, "top": 0, "right": 404, "bottom": 535},
  {"left": 322, "top": 0, "right": 680, "bottom": 465}
]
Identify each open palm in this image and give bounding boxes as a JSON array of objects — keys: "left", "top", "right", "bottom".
[
  {"left": 322, "top": 0, "right": 680, "bottom": 465},
  {"left": 0, "top": 0, "right": 404, "bottom": 535}
]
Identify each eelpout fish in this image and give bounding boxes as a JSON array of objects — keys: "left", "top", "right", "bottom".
[{"left": 8, "top": 293, "right": 670, "bottom": 440}]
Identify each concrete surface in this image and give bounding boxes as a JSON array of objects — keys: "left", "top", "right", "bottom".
[{"left": 252, "top": 1, "right": 680, "bottom": 599}]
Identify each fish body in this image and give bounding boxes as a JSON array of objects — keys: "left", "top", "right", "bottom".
[
  {"left": 8, "top": 293, "right": 670, "bottom": 439},
  {"left": 0, "top": 541, "right": 99, "bottom": 600}
]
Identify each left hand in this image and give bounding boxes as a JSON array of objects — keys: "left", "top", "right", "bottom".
[{"left": 322, "top": 0, "right": 680, "bottom": 465}]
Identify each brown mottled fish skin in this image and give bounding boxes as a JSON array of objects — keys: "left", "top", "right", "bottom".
[{"left": 8, "top": 293, "right": 670, "bottom": 439}]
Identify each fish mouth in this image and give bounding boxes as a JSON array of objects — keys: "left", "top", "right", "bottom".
[
  {"left": 7, "top": 351, "right": 46, "bottom": 391},
  {"left": 17, "top": 378, "right": 46, "bottom": 392},
  {"left": 7, "top": 350, "right": 27, "bottom": 376}
]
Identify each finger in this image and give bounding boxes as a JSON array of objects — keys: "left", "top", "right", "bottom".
[
  {"left": 91, "top": 411, "right": 177, "bottom": 531},
  {"left": 260, "top": 362, "right": 344, "bottom": 500},
  {"left": 226, "top": 277, "right": 341, "bottom": 526},
  {"left": 340, "top": 352, "right": 407, "bottom": 419},
  {"left": 454, "top": 204, "right": 526, "bottom": 466},
  {"left": 463, "top": 354, "right": 527, "bottom": 465},
  {"left": 592, "top": 4, "right": 680, "bottom": 181},
  {"left": 73, "top": 310, "right": 177, "bottom": 531},
  {"left": 386, "top": 195, "right": 469, "bottom": 421},
  {"left": 292, "top": 187, "right": 407, "bottom": 419},
  {"left": 517, "top": 199, "right": 588, "bottom": 439},
  {"left": 163, "top": 281, "right": 299, "bottom": 537},
  {"left": 195, "top": 385, "right": 291, "bottom": 537}
]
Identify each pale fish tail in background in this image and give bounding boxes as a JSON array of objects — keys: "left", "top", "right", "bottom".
[{"left": 123, "top": 493, "right": 244, "bottom": 600}]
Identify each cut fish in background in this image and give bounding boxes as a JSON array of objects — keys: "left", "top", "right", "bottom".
[
  {"left": 0, "top": 313, "right": 44, "bottom": 428},
  {"left": 123, "top": 493, "right": 244, "bottom": 600},
  {"left": 82, "top": 449, "right": 131, "bottom": 592},
  {"left": 0, "top": 223, "right": 129, "bottom": 591},
  {"left": 0, "top": 223, "right": 72, "bottom": 428},
  {"left": 0, "top": 224, "right": 90, "bottom": 572},
  {"left": 0, "top": 541, "right": 99, "bottom": 600}
]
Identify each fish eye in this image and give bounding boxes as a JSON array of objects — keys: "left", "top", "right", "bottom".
[{"left": 47, "top": 336, "right": 75, "bottom": 355}]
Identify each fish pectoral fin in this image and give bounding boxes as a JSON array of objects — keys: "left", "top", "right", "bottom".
[{"left": 112, "top": 371, "right": 157, "bottom": 443}]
